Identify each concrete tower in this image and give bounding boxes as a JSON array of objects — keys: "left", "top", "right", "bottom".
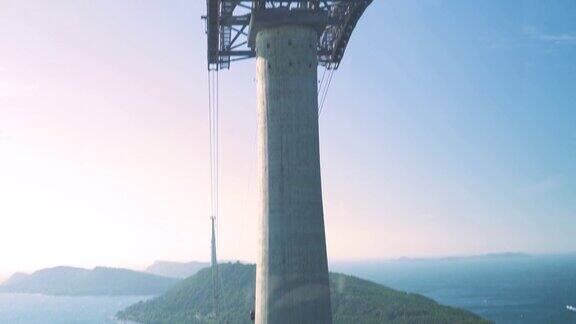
[
  {"left": 255, "top": 24, "right": 331, "bottom": 323},
  {"left": 204, "top": 2, "right": 372, "bottom": 323}
]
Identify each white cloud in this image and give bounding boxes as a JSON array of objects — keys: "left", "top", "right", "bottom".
[
  {"left": 523, "top": 25, "right": 576, "bottom": 45},
  {"left": 538, "top": 34, "right": 576, "bottom": 44}
]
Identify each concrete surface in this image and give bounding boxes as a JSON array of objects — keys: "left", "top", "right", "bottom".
[{"left": 255, "top": 24, "right": 332, "bottom": 324}]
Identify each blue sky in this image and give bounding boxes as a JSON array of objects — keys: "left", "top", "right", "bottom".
[
  {"left": 318, "top": 0, "right": 576, "bottom": 256},
  {"left": 0, "top": 0, "right": 574, "bottom": 277}
]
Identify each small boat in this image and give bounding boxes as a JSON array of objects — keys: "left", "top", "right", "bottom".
[{"left": 567, "top": 305, "right": 576, "bottom": 312}]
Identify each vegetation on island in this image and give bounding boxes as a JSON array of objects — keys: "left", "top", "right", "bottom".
[
  {"left": 117, "top": 263, "right": 492, "bottom": 324},
  {"left": 0, "top": 266, "right": 178, "bottom": 296}
]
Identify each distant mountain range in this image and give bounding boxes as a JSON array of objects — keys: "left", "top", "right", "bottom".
[
  {"left": 0, "top": 266, "right": 178, "bottom": 296},
  {"left": 145, "top": 260, "right": 209, "bottom": 278},
  {"left": 0, "top": 253, "right": 532, "bottom": 307},
  {"left": 117, "top": 263, "right": 491, "bottom": 324},
  {"left": 1, "top": 272, "right": 29, "bottom": 287}
]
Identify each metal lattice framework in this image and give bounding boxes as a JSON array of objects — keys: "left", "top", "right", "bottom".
[{"left": 204, "top": 0, "right": 373, "bottom": 70}]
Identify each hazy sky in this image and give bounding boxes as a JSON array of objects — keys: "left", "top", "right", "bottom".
[{"left": 1, "top": 0, "right": 575, "bottom": 279}]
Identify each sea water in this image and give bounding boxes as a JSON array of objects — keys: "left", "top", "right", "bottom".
[
  {"left": 332, "top": 253, "right": 576, "bottom": 324},
  {"left": 0, "top": 294, "right": 149, "bottom": 324},
  {"left": 1, "top": 254, "right": 575, "bottom": 323}
]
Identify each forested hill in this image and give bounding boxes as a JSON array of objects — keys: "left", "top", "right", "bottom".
[
  {"left": 0, "top": 266, "right": 178, "bottom": 296},
  {"left": 117, "top": 263, "right": 492, "bottom": 324}
]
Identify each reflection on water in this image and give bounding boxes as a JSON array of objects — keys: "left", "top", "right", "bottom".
[{"left": 0, "top": 293, "right": 151, "bottom": 324}]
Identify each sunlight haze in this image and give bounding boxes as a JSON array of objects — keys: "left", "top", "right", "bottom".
[{"left": 1, "top": 0, "right": 575, "bottom": 280}]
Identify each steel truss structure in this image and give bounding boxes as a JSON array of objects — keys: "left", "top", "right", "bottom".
[{"left": 204, "top": 0, "right": 373, "bottom": 70}]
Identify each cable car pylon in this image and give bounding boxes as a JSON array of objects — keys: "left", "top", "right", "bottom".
[{"left": 203, "top": 1, "right": 373, "bottom": 323}]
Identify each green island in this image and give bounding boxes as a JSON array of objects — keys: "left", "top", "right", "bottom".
[
  {"left": 117, "top": 263, "right": 491, "bottom": 324},
  {"left": 0, "top": 266, "right": 177, "bottom": 296}
]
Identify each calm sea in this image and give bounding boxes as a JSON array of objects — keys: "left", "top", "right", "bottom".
[
  {"left": 332, "top": 254, "right": 576, "bottom": 324},
  {"left": 1, "top": 254, "right": 575, "bottom": 323},
  {"left": 0, "top": 294, "right": 149, "bottom": 324}
]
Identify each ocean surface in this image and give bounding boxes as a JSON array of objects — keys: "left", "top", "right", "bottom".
[
  {"left": 333, "top": 253, "right": 576, "bottom": 324},
  {"left": 0, "top": 294, "right": 149, "bottom": 324},
  {"left": 1, "top": 254, "right": 575, "bottom": 323}
]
